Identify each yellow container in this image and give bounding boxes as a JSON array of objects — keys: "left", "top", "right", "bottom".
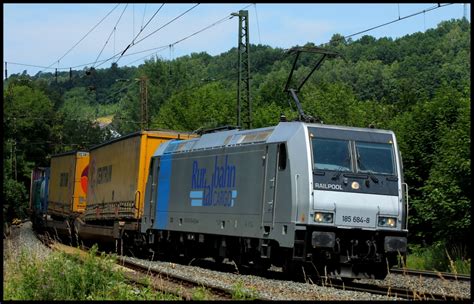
[
  {"left": 48, "top": 151, "right": 90, "bottom": 217},
  {"left": 84, "top": 130, "right": 195, "bottom": 221}
]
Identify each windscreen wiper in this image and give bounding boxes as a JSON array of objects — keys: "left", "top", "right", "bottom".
[
  {"left": 332, "top": 166, "right": 349, "bottom": 180},
  {"left": 357, "top": 154, "right": 378, "bottom": 183},
  {"left": 366, "top": 171, "right": 379, "bottom": 183}
]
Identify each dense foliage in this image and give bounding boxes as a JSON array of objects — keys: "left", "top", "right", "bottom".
[{"left": 3, "top": 19, "right": 470, "bottom": 257}]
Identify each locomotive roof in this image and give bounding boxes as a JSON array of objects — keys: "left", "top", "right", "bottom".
[{"left": 155, "top": 121, "right": 395, "bottom": 157}]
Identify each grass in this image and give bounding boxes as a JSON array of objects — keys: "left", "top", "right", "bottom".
[
  {"left": 231, "top": 280, "right": 258, "bottom": 300},
  {"left": 191, "top": 286, "right": 212, "bottom": 300},
  {"left": 405, "top": 242, "right": 471, "bottom": 274},
  {"left": 3, "top": 244, "right": 180, "bottom": 300}
]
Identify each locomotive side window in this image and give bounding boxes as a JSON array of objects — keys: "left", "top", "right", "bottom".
[
  {"left": 355, "top": 142, "right": 395, "bottom": 175},
  {"left": 312, "top": 138, "right": 351, "bottom": 171},
  {"left": 278, "top": 143, "right": 287, "bottom": 170}
]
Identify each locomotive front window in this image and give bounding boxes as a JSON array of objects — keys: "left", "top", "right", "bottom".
[
  {"left": 312, "top": 138, "right": 351, "bottom": 171},
  {"left": 355, "top": 142, "right": 395, "bottom": 175}
]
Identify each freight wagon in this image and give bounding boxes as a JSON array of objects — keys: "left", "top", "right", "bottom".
[
  {"left": 76, "top": 130, "right": 196, "bottom": 246},
  {"left": 40, "top": 151, "right": 89, "bottom": 241},
  {"left": 29, "top": 167, "right": 50, "bottom": 229}
]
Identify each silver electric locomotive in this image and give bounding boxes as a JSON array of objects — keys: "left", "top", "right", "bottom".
[{"left": 141, "top": 121, "right": 408, "bottom": 279}]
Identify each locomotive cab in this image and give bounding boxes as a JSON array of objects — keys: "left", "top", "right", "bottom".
[{"left": 302, "top": 124, "right": 408, "bottom": 279}]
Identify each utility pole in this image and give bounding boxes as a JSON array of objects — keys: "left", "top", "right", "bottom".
[
  {"left": 5, "top": 62, "right": 7, "bottom": 80},
  {"left": 139, "top": 76, "right": 148, "bottom": 130},
  {"left": 232, "top": 10, "right": 251, "bottom": 129}
]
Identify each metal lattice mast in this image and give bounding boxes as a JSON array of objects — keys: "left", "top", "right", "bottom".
[{"left": 233, "top": 10, "right": 251, "bottom": 129}]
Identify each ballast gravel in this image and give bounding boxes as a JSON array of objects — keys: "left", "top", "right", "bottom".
[
  {"left": 122, "top": 255, "right": 404, "bottom": 300},
  {"left": 356, "top": 272, "right": 471, "bottom": 300},
  {"left": 3, "top": 221, "right": 52, "bottom": 261}
]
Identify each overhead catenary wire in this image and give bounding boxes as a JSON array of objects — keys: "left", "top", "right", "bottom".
[
  {"left": 7, "top": 3, "right": 252, "bottom": 73},
  {"left": 141, "top": 4, "right": 147, "bottom": 30},
  {"left": 123, "top": 46, "right": 169, "bottom": 66},
  {"left": 38, "top": 4, "right": 121, "bottom": 75},
  {"left": 7, "top": 3, "right": 453, "bottom": 75},
  {"left": 93, "top": 3, "right": 165, "bottom": 69},
  {"left": 320, "top": 3, "right": 453, "bottom": 47},
  {"left": 123, "top": 3, "right": 254, "bottom": 66},
  {"left": 92, "top": 4, "right": 129, "bottom": 68},
  {"left": 134, "top": 3, "right": 201, "bottom": 46},
  {"left": 8, "top": 7, "right": 231, "bottom": 73},
  {"left": 254, "top": 3, "right": 262, "bottom": 45},
  {"left": 8, "top": 44, "right": 171, "bottom": 73},
  {"left": 112, "top": 3, "right": 166, "bottom": 65},
  {"left": 6, "top": 62, "right": 56, "bottom": 70},
  {"left": 90, "top": 2, "right": 454, "bottom": 71},
  {"left": 114, "top": 3, "right": 199, "bottom": 65}
]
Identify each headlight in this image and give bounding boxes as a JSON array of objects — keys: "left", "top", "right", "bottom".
[
  {"left": 378, "top": 216, "right": 397, "bottom": 228},
  {"left": 314, "top": 212, "right": 333, "bottom": 223}
]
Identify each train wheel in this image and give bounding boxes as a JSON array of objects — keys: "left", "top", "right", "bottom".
[
  {"left": 283, "top": 260, "right": 306, "bottom": 282},
  {"left": 255, "top": 258, "right": 271, "bottom": 272},
  {"left": 214, "top": 256, "right": 224, "bottom": 264}
]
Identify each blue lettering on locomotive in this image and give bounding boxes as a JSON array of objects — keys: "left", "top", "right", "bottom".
[{"left": 190, "top": 155, "right": 237, "bottom": 207}]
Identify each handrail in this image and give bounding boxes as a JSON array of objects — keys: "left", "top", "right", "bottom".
[
  {"left": 260, "top": 147, "right": 269, "bottom": 229},
  {"left": 402, "top": 183, "right": 409, "bottom": 229}
]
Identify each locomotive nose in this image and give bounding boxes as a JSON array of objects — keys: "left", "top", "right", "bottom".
[{"left": 327, "top": 193, "right": 399, "bottom": 229}]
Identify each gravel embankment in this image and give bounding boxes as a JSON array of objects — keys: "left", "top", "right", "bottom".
[
  {"left": 122, "top": 255, "right": 404, "bottom": 300},
  {"left": 3, "top": 221, "right": 53, "bottom": 282},
  {"left": 3, "top": 221, "right": 52, "bottom": 261},
  {"left": 356, "top": 273, "right": 471, "bottom": 300}
]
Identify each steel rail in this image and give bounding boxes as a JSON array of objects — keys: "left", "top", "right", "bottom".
[
  {"left": 34, "top": 228, "right": 469, "bottom": 301},
  {"left": 117, "top": 257, "right": 240, "bottom": 300},
  {"left": 390, "top": 268, "right": 471, "bottom": 282},
  {"left": 328, "top": 280, "right": 470, "bottom": 301}
]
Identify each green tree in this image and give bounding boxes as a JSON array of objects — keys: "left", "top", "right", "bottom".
[
  {"left": 416, "top": 95, "right": 470, "bottom": 246},
  {"left": 389, "top": 85, "right": 469, "bottom": 245},
  {"left": 151, "top": 82, "right": 234, "bottom": 131},
  {"left": 3, "top": 82, "right": 55, "bottom": 220}
]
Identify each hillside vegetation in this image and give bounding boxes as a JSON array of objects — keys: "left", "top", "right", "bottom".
[{"left": 3, "top": 19, "right": 470, "bottom": 266}]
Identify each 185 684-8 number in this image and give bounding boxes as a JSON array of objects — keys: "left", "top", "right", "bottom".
[{"left": 342, "top": 215, "right": 370, "bottom": 224}]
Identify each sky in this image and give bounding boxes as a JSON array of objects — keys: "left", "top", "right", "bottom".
[{"left": 3, "top": 3, "right": 471, "bottom": 78}]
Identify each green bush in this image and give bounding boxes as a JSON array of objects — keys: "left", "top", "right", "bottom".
[
  {"left": 4, "top": 244, "right": 179, "bottom": 300},
  {"left": 406, "top": 242, "right": 470, "bottom": 274},
  {"left": 192, "top": 286, "right": 211, "bottom": 300}
]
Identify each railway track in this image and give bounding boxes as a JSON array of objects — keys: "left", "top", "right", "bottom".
[
  {"left": 117, "top": 257, "right": 248, "bottom": 300},
  {"left": 327, "top": 279, "right": 470, "bottom": 301},
  {"left": 390, "top": 267, "right": 471, "bottom": 282},
  {"left": 35, "top": 230, "right": 470, "bottom": 301}
]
